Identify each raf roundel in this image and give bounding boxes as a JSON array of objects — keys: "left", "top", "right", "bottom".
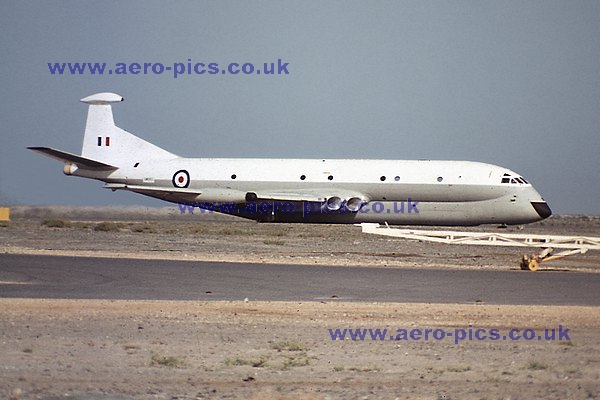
[{"left": 172, "top": 170, "right": 190, "bottom": 188}]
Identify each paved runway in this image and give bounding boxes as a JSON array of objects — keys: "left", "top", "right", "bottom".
[{"left": 0, "top": 254, "right": 599, "bottom": 305}]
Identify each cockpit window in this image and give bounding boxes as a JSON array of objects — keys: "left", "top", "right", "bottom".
[{"left": 501, "top": 173, "right": 529, "bottom": 185}]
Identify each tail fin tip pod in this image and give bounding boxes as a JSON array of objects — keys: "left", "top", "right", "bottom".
[{"left": 80, "top": 92, "right": 124, "bottom": 105}]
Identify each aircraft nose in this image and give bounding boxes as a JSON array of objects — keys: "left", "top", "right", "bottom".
[{"left": 531, "top": 201, "right": 552, "bottom": 219}]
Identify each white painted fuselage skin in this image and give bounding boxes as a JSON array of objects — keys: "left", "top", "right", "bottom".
[
  {"left": 30, "top": 93, "right": 551, "bottom": 226},
  {"left": 102, "top": 158, "right": 548, "bottom": 225}
]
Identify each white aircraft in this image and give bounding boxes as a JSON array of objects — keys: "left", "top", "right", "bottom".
[{"left": 29, "top": 92, "right": 551, "bottom": 226}]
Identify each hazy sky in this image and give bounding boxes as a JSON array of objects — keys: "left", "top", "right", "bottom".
[{"left": 1, "top": 1, "right": 599, "bottom": 214}]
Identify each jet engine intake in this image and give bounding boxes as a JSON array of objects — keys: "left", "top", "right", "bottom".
[
  {"left": 325, "top": 196, "right": 343, "bottom": 211},
  {"left": 345, "top": 197, "right": 367, "bottom": 212}
]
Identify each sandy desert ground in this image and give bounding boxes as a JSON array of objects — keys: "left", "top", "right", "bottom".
[{"left": 0, "top": 206, "right": 599, "bottom": 399}]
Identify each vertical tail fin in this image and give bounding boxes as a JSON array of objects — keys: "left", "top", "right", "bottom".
[{"left": 80, "top": 92, "right": 177, "bottom": 166}]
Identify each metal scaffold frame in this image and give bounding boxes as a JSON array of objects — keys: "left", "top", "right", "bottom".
[{"left": 358, "top": 223, "right": 600, "bottom": 271}]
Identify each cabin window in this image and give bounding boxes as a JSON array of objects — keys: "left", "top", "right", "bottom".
[
  {"left": 300, "top": 175, "right": 306, "bottom": 180},
  {"left": 328, "top": 175, "right": 333, "bottom": 181},
  {"left": 437, "top": 176, "right": 443, "bottom": 182},
  {"left": 231, "top": 174, "right": 237, "bottom": 180},
  {"left": 380, "top": 176, "right": 386, "bottom": 181},
  {"left": 394, "top": 176, "right": 400, "bottom": 181}
]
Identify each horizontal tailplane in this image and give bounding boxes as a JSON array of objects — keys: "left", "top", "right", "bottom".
[{"left": 28, "top": 147, "right": 117, "bottom": 171}]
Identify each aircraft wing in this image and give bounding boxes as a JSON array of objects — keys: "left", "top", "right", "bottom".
[
  {"left": 248, "top": 191, "right": 325, "bottom": 202},
  {"left": 247, "top": 189, "right": 369, "bottom": 211},
  {"left": 105, "top": 184, "right": 368, "bottom": 208},
  {"left": 103, "top": 183, "right": 202, "bottom": 202},
  {"left": 247, "top": 189, "right": 369, "bottom": 204},
  {"left": 103, "top": 183, "right": 247, "bottom": 204}
]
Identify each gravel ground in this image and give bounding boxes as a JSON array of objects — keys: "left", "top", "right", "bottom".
[
  {"left": 0, "top": 206, "right": 599, "bottom": 399},
  {"left": 1, "top": 300, "right": 598, "bottom": 400},
  {"left": 2, "top": 206, "right": 600, "bottom": 272}
]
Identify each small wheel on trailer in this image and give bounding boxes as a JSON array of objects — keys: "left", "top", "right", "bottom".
[
  {"left": 527, "top": 259, "right": 539, "bottom": 271},
  {"left": 520, "top": 256, "right": 539, "bottom": 271}
]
